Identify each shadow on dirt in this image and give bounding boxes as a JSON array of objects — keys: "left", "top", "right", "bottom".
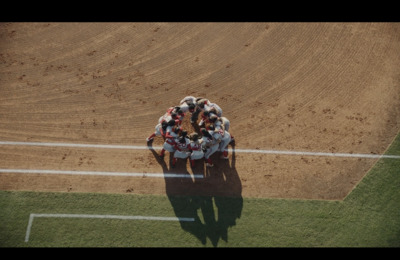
[{"left": 148, "top": 142, "right": 243, "bottom": 247}]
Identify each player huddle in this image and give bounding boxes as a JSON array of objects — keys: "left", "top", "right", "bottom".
[{"left": 146, "top": 96, "right": 235, "bottom": 168}]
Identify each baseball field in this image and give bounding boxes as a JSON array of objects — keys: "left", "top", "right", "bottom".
[{"left": 0, "top": 22, "right": 399, "bottom": 247}]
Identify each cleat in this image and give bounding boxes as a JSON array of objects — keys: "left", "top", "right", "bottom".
[
  {"left": 146, "top": 137, "right": 154, "bottom": 142},
  {"left": 221, "top": 156, "right": 229, "bottom": 159},
  {"left": 206, "top": 163, "right": 214, "bottom": 167}
]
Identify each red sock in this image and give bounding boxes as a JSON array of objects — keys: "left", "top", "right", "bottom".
[
  {"left": 172, "top": 157, "right": 177, "bottom": 165},
  {"left": 148, "top": 133, "right": 156, "bottom": 139},
  {"left": 160, "top": 149, "right": 165, "bottom": 156}
]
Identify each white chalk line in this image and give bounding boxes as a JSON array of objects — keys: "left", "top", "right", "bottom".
[
  {"left": 0, "top": 140, "right": 399, "bottom": 159},
  {"left": 234, "top": 148, "right": 400, "bottom": 159},
  {"left": 25, "top": 213, "right": 194, "bottom": 242},
  {"left": 0, "top": 168, "right": 203, "bottom": 179}
]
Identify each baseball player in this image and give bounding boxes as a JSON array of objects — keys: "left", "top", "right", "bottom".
[
  {"left": 178, "top": 96, "right": 200, "bottom": 123},
  {"left": 197, "top": 101, "right": 222, "bottom": 127},
  {"left": 187, "top": 132, "right": 204, "bottom": 167},
  {"left": 146, "top": 118, "right": 176, "bottom": 142},
  {"left": 147, "top": 106, "right": 183, "bottom": 142},
  {"left": 162, "top": 107, "right": 184, "bottom": 126},
  {"left": 204, "top": 102, "right": 223, "bottom": 117},
  {"left": 209, "top": 114, "right": 235, "bottom": 144},
  {"left": 198, "top": 110, "right": 210, "bottom": 128},
  {"left": 179, "top": 96, "right": 197, "bottom": 112},
  {"left": 215, "top": 127, "right": 232, "bottom": 159},
  {"left": 171, "top": 130, "right": 191, "bottom": 168},
  {"left": 169, "top": 106, "right": 188, "bottom": 124},
  {"left": 199, "top": 113, "right": 233, "bottom": 141},
  {"left": 190, "top": 97, "right": 211, "bottom": 123},
  {"left": 200, "top": 126, "right": 222, "bottom": 167},
  {"left": 159, "top": 125, "right": 182, "bottom": 158},
  {"left": 209, "top": 114, "right": 229, "bottom": 131},
  {"left": 168, "top": 104, "right": 193, "bottom": 125}
]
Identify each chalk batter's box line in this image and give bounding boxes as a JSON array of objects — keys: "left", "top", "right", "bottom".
[{"left": 25, "top": 213, "right": 194, "bottom": 242}]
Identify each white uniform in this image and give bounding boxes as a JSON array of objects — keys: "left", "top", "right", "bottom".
[
  {"left": 174, "top": 137, "right": 191, "bottom": 159},
  {"left": 158, "top": 114, "right": 175, "bottom": 125},
  {"left": 216, "top": 129, "right": 231, "bottom": 153},
  {"left": 196, "top": 97, "right": 210, "bottom": 105},
  {"left": 147, "top": 115, "right": 171, "bottom": 141},
  {"left": 154, "top": 122, "right": 169, "bottom": 137},
  {"left": 203, "top": 130, "right": 222, "bottom": 160},
  {"left": 179, "top": 96, "right": 197, "bottom": 113},
  {"left": 162, "top": 130, "right": 179, "bottom": 153},
  {"left": 180, "top": 96, "right": 197, "bottom": 105},
  {"left": 186, "top": 97, "right": 210, "bottom": 123},
  {"left": 189, "top": 140, "right": 204, "bottom": 160},
  {"left": 214, "top": 116, "right": 230, "bottom": 132},
  {"left": 204, "top": 102, "right": 223, "bottom": 117}
]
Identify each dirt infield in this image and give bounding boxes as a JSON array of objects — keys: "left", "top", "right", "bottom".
[{"left": 0, "top": 23, "right": 399, "bottom": 200}]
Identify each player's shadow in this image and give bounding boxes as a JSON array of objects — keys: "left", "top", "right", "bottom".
[{"left": 148, "top": 142, "right": 243, "bottom": 247}]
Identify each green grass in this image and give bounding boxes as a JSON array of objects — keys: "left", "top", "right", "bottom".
[{"left": 1, "top": 133, "right": 399, "bottom": 247}]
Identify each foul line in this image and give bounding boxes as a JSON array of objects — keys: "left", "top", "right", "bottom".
[
  {"left": 233, "top": 148, "right": 400, "bottom": 159},
  {"left": 25, "top": 213, "right": 194, "bottom": 242},
  {"left": 0, "top": 169, "right": 203, "bottom": 179},
  {"left": 1, "top": 140, "right": 399, "bottom": 159}
]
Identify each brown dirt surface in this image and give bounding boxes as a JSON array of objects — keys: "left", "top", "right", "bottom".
[{"left": 0, "top": 22, "right": 399, "bottom": 200}]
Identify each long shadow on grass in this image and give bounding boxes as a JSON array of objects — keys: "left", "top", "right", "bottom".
[{"left": 148, "top": 141, "right": 242, "bottom": 247}]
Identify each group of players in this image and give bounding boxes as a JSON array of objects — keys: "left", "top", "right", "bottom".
[{"left": 146, "top": 96, "right": 235, "bottom": 168}]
